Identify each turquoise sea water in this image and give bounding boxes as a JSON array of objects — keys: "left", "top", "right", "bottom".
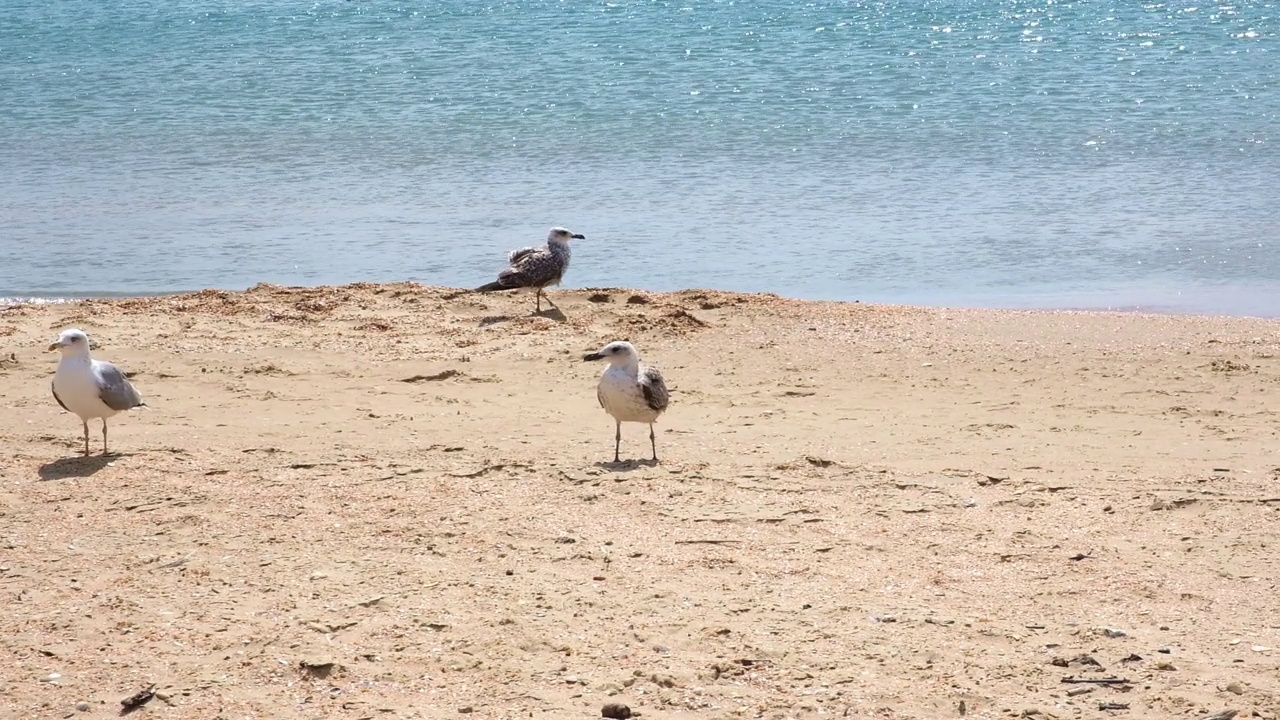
[{"left": 1, "top": 0, "right": 1276, "bottom": 314}]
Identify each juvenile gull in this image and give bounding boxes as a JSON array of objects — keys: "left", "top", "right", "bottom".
[
  {"left": 474, "top": 227, "right": 585, "bottom": 312},
  {"left": 49, "top": 328, "right": 147, "bottom": 456},
  {"left": 584, "top": 341, "right": 670, "bottom": 462}
]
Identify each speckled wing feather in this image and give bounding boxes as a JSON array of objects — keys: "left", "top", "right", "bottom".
[
  {"left": 507, "top": 246, "right": 539, "bottom": 264},
  {"left": 497, "top": 247, "right": 565, "bottom": 289},
  {"left": 639, "top": 366, "right": 670, "bottom": 413},
  {"left": 95, "top": 361, "right": 145, "bottom": 411}
]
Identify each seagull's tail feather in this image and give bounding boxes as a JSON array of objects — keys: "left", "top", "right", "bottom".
[{"left": 473, "top": 281, "right": 509, "bottom": 293}]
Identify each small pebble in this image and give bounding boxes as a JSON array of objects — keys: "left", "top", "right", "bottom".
[
  {"left": 1226, "top": 682, "right": 1245, "bottom": 695},
  {"left": 1066, "top": 687, "right": 1093, "bottom": 698},
  {"left": 75, "top": 702, "right": 90, "bottom": 712},
  {"left": 650, "top": 672, "right": 676, "bottom": 688},
  {"left": 602, "top": 703, "right": 633, "bottom": 719},
  {"left": 458, "top": 707, "right": 473, "bottom": 714},
  {"left": 43, "top": 673, "right": 61, "bottom": 683}
]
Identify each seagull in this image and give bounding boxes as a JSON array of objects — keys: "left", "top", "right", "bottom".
[
  {"left": 49, "top": 328, "right": 147, "bottom": 456},
  {"left": 473, "top": 227, "right": 585, "bottom": 312},
  {"left": 584, "top": 341, "right": 670, "bottom": 463}
]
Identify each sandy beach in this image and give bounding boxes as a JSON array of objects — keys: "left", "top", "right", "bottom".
[{"left": 1, "top": 282, "right": 1277, "bottom": 720}]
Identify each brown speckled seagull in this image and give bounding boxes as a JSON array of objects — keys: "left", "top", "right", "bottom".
[{"left": 473, "top": 227, "right": 585, "bottom": 312}]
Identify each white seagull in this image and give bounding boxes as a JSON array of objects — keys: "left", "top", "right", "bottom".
[
  {"left": 584, "top": 340, "right": 671, "bottom": 463},
  {"left": 49, "top": 328, "right": 147, "bottom": 456},
  {"left": 473, "top": 227, "right": 585, "bottom": 312}
]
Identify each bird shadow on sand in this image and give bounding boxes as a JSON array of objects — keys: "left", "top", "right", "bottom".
[
  {"left": 38, "top": 454, "right": 123, "bottom": 481},
  {"left": 478, "top": 307, "right": 566, "bottom": 326},
  {"left": 534, "top": 307, "right": 567, "bottom": 322},
  {"left": 479, "top": 315, "right": 512, "bottom": 327},
  {"left": 594, "top": 459, "right": 660, "bottom": 473}
]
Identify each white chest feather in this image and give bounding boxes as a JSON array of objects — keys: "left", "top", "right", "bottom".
[
  {"left": 598, "top": 365, "right": 660, "bottom": 424},
  {"left": 54, "top": 360, "right": 116, "bottom": 420}
]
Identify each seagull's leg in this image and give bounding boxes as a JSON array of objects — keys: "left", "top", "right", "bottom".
[
  {"left": 614, "top": 420, "right": 622, "bottom": 463},
  {"left": 650, "top": 423, "right": 658, "bottom": 462},
  {"left": 535, "top": 288, "right": 543, "bottom": 313},
  {"left": 81, "top": 420, "right": 90, "bottom": 456},
  {"left": 102, "top": 419, "right": 109, "bottom": 455}
]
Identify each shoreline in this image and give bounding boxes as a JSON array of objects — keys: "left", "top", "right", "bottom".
[
  {"left": 4, "top": 280, "right": 1280, "bottom": 321},
  {"left": 2, "top": 281, "right": 1277, "bottom": 718}
]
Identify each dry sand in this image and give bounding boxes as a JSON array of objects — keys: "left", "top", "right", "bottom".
[{"left": 0, "top": 283, "right": 1277, "bottom": 720}]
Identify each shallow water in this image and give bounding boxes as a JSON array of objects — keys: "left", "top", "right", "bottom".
[{"left": 1, "top": 0, "right": 1276, "bottom": 314}]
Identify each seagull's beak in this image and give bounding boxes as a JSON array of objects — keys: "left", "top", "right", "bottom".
[
  {"left": 583, "top": 352, "right": 603, "bottom": 361},
  {"left": 571, "top": 233, "right": 586, "bottom": 240},
  {"left": 48, "top": 341, "right": 64, "bottom": 352}
]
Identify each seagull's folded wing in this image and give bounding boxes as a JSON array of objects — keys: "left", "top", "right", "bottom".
[
  {"left": 498, "top": 248, "right": 561, "bottom": 288},
  {"left": 51, "top": 380, "right": 70, "bottom": 412},
  {"left": 640, "top": 367, "right": 670, "bottom": 413},
  {"left": 95, "top": 362, "right": 145, "bottom": 411},
  {"left": 506, "top": 246, "right": 540, "bottom": 265}
]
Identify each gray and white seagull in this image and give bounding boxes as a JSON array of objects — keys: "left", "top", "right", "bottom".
[
  {"left": 473, "top": 227, "right": 585, "bottom": 312},
  {"left": 49, "top": 328, "right": 147, "bottom": 456},
  {"left": 584, "top": 340, "right": 671, "bottom": 463}
]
